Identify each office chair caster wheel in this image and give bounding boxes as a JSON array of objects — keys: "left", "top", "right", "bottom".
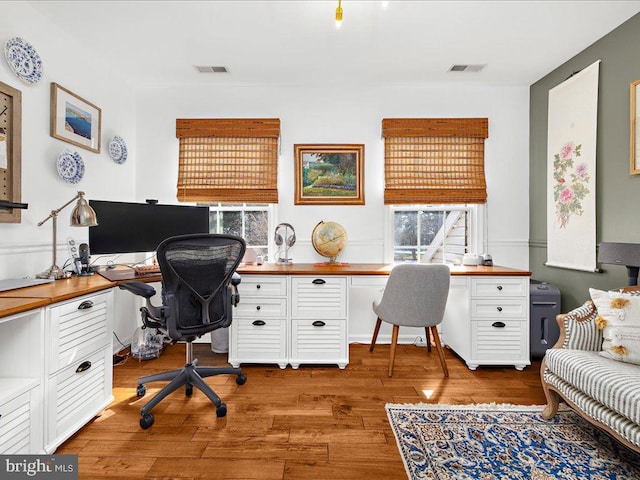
[
  {"left": 136, "top": 384, "right": 146, "bottom": 397},
  {"left": 140, "top": 413, "right": 154, "bottom": 429},
  {"left": 236, "top": 374, "right": 247, "bottom": 385},
  {"left": 185, "top": 383, "right": 193, "bottom": 396},
  {"left": 216, "top": 403, "right": 227, "bottom": 417}
]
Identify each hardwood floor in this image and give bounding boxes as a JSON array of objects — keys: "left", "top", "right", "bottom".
[{"left": 58, "top": 343, "right": 548, "bottom": 479}]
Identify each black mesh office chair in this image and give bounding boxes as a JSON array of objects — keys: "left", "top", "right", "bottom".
[{"left": 119, "top": 234, "right": 247, "bottom": 429}]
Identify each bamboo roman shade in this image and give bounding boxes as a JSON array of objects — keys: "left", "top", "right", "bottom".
[
  {"left": 176, "top": 118, "right": 280, "bottom": 203},
  {"left": 382, "top": 118, "right": 489, "bottom": 204}
]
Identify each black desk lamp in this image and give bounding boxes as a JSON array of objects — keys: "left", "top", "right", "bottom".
[{"left": 598, "top": 242, "right": 640, "bottom": 286}]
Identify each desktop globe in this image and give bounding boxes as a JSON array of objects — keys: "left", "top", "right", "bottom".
[{"left": 311, "top": 221, "right": 347, "bottom": 263}]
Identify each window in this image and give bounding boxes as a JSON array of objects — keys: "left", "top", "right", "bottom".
[
  {"left": 176, "top": 118, "right": 280, "bottom": 203},
  {"left": 207, "top": 203, "right": 274, "bottom": 260},
  {"left": 390, "top": 205, "right": 477, "bottom": 263},
  {"left": 382, "top": 118, "right": 488, "bottom": 263}
]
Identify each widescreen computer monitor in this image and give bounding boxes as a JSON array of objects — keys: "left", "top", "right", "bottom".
[{"left": 88, "top": 200, "right": 210, "bottom": 254}]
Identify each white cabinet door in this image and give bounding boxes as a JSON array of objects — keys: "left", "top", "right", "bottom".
[
  {"left": 290, "top": 319, "right": 348, "bottom": 369},
  {"left": 291, "top": 276, "right": 347, "bottom": 318}
]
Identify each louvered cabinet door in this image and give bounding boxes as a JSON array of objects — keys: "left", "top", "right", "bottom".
[
  {"left": 0, "top": 385, "right": 41, "bottom": 454},
  {"left": 0, "top": 308, "right": 45, "bottom": 454},
  {"left": 44, "top": 290, "right": 114, "bottom": 453},
  {"left": 290, "top": 276, "right": 348, "bottom": 369}
]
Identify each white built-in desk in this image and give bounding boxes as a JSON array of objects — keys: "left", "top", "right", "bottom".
[
  {"left": 0, "top": 263, "right": 530, "bottom": 454},
  {"left": 232, "top": 263, "right": 532, "bottom": 371}
]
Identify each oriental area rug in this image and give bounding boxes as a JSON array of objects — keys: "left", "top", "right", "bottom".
[{"left": 386, "top": 403, "right": 640, "bottom": 480}]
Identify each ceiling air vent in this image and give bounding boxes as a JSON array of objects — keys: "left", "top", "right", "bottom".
[
  {"left": 194, "top": 66, "right": 229, "bottom": 73},
  {"left": 448, "top": 64, "right": 486, "bottom": 73}
]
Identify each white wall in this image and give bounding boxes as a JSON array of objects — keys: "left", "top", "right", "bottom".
[
  {"left": 0, "top": 2, "right": 138, "bottom": 344},
  {"left": 135, "top": 84, "right": 530, "bottom": 269}
]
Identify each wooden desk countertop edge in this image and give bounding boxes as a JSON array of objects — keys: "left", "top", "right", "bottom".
[{"left": 0, "top": 263, "right": 531, "bottom": 319}]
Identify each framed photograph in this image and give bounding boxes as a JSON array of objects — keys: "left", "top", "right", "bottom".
[
  {"left": 631, "top": 79, "right": 640, "bottom": 175},
  {"left": 50, "top": 83, "right": 101, "bottom": 153},
  {"left": 294, "top": 144, "right": 364, "bottom": 205}
]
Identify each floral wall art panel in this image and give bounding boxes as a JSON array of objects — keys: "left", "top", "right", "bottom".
[{"left": 546, "top": 60, "right": 599, "bottom": 272}]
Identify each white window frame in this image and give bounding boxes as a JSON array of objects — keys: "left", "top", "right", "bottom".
[
  {"left": 384, "top": 204, "right": 485, "bottom": 264},
  {"left": 206, "top": 203, "right": 276, "bottom": 261}
]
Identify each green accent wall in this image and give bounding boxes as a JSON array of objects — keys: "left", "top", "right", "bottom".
[{"left": 530, "top": 13, "right": 640, "bottom": 311}]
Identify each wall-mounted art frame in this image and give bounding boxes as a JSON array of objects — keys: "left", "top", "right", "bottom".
[
  {"left": 50, "top": 83, "right": 101, "bottom": 153},
  {"left": 294, "top": 144, "right": 364, "bottom": 205},
  {"left": 631, "top": 79, "right": 640, "bottom": 175},
  {"left": 0, "top": 81, "right": 24, "bottom": 223}
]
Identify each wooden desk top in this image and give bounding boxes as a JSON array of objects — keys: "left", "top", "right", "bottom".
[
  {"left": 237, "top": 263, "right": 532, "bottom": 277},
  {"left": 0, "top": 263, "right": 530, "bottom": 319},
  {"left": 0, "top": 297, "right": 51, "bottom": 318}
]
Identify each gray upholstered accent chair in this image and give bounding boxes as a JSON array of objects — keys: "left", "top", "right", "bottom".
[{"left": 370, "top": 263, "right": 451, "bottom": 377}]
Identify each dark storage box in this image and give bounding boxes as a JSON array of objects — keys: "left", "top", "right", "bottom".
[{"left": 530, "top": 280, "right": 561, "bottom": 359}]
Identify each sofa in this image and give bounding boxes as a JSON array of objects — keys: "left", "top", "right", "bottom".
[{"left": 541, "top": 287, "right": 640, "bottom": 453}]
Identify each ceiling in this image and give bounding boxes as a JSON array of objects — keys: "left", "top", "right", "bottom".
[{"left": 29, "top": 0, "right": 640, "bottom": 88}]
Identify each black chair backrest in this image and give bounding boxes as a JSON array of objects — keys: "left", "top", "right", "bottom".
[{"left": 156, "top": 234, "right": 246, "bottom": 341}]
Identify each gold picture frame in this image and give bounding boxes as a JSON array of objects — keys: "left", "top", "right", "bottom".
[
  {"left": 631, "top": 79, "right": 640, "bottom": 175},
  {"left": 50, "top": 83, "right": 102, "bottom": 153},
  {"left": 294, "top": 144, "right": 365, "bottom": 205},
  {"left": 0, "top": 81, "right": 23, "bottom": 223}
]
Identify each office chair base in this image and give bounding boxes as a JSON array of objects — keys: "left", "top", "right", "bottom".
[{"left": 136, "top": 361, "right": 245, "bottom": 428}]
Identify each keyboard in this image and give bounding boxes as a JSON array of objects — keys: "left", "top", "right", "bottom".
[{"left": 134, "top": 264, "right": 161, "bottom": 275}]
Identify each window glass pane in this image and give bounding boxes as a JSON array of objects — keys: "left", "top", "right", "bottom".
[
  {"left": 209, "top": 211, "right": 219, "bottom": 233},
  {"left": 419, "top": 211, "right": 444, "bottom": 245},
  {"left": 221, "top": 211, "right": 242, "bottom": 236},
  {"left": 394, "top": 247, "right": 417, "bottom": 263},
  {"left": 244, "top": 211, "right": 269, "bottom": 246},
  {"left": 394, "top": 211, "right": 417, "bottom": 246}
]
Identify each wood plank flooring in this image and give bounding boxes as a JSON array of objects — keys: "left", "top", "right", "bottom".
[{"left": 58, "top": 343, "right": 548, "bottom": 479}]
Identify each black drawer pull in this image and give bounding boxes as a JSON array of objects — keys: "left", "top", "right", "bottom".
[
  {"left": 78, "top": 300, "right": 94, "bottom": 310},
  {"left": 497, "top": 286, "right": 503, "bottom": 291},
  {"left": 492, "top": 321, "right": 506, "bottom": 328},
  {"left": 497, "top": 306, "right": 503, "bottom": 312},
  {"left": 312, "top": 320, "right": 326, "bottom": 327},
  {"left": 252, "top": 320, "right": 266, "bottom": 326},
  {"left": 312, "top": 279, "right": 326, "bottom": 285},
  {"left": 256, "top": 305, "right": 261, "bottom": 311},
  {"left": 256, "top": 284, "right": 261, "bottom": 289},
  {"left": 76, "top": 360, "right": 92, "bottom": 373}
]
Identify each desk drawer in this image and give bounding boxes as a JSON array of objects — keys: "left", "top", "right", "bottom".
[
  {"left": 290, "top": 319, "right": 347, "bottom": 364},
  {"left": 47, "top": 291, "right": 113, "bottom": 375},
  {"left": 230, "top": 317, "right": 287, "bottom": 361},
  {"left": 45, "top": 346, "right": 112, "bottom": 449},
  {"left": 471, "top": 320, "right": 528, "bottom": 361},
  {"left": 291, "top": 276, "right": 347, "bottom": 318},
  {"left": 471, "top": 299, "right": 527, "bottom": 319},
  {"left": 235, "top": 298, "right": 287, "bottom": 318},
  {"left": 471, "top": 277, "right": 528, "bottom": 298},
  {"left": 240, "top": 276, "right": 288, "bottom": 297}
]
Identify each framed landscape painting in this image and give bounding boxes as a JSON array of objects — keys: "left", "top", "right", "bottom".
[
  {"left": 50, "top": 83, "right": 101, "bottom": 153},
  {"left": 294, "top": 144, "right": 364, "bottom": 205}
]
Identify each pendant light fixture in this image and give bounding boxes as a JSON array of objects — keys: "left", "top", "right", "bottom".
[{"left": 335, "top": 0, "right": 343, "bottom": 29}]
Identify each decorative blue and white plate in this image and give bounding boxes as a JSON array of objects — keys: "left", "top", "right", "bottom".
[
  {"left": 56, "top": 150, "right": 85, "bottom": 184},
  {"left": 108, "top": 136, "right": 127, "bottom": 164},
  {"left": 4, "top": 37, "right": 43, "bottom": 85}
]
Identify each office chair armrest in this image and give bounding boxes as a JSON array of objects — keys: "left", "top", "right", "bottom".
[
  {"left": 231, "top": 272, "right": 241, "bottom": 286},
  {"left": 119, "top": 281, "right": 156, "bottom": 299}
]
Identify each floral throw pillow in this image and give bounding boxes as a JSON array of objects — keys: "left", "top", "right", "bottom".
[{"left": 590, "top": 288, "right": 640, "bottom": 365}]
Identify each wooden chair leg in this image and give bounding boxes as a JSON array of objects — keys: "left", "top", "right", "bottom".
[
  {"left": 370, "top": 318, "right": 382, "bottom": 352},
  {"left": 388, "top": 325, "right": 399, "bottom": 377},
  {"left": 425, "top": 327, "right": 432, "bottom": 352},
  {"left": 430, "top": 326, "right": 449, "bottom": 377}
]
